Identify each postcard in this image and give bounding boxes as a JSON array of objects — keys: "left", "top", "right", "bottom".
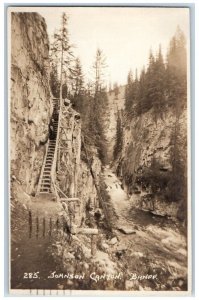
[{"left": 8, "top": 5, "right": 192, "bottom": 296}]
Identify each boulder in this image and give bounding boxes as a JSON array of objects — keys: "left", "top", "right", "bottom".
[{"left": 109, "top": 237, "right": 118, "bottom": 245}]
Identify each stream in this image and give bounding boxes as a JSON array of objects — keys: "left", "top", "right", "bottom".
[{"left": 101, "top": 167, "right": 188, "bottom": 291}]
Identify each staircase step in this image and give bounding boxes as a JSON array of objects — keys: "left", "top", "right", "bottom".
[
  {"left": 40, "top": 185, "right": 51, "bottom": 188},
  {"left": 40, "top": 186, "right": 51, "bottom": 190},
  {"left": 41, "top": 183, "right": 51, "bottom": 187}
]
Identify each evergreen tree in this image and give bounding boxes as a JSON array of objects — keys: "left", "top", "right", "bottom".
[
  {"left": 49, "top": 63, "right": 60, "bottom": 98},
  {"left": 89, "top": 48, "right": 108, "bottom": 164},
  {"left": 152, "top": 46, "right": 166, "bottom": 120},
  {"left": 92, "top": 48, "right": 107, "bottom": 94},
  {"left": 113, "top": 111, "right": 123, "bottom": 160},
  {"left": 166, "top": 27, "right": 187, "bottom": 111},
  {"left": 135, "top": 67, "right": 146, "bottom": 115},
  {"left": 50, "top": 13, "right": 74, "bottom": 101},
  {"left": 113, "top": 82, "right": 119, "bottom": 97},
  {"left": 72, "top": 57, "right": 84, "bottom": 96},
  {"left": 125, "top": 70, "right": 134, "bottom": 113}
]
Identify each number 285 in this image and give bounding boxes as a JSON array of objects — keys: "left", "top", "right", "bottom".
[{"left": 23, "top": 272, "right": 40, "bottom": 279}]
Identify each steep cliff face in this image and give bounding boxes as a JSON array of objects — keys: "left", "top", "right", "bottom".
[
  {"left": 56, "top": 105, "right": 102, "bottom": 220},
  {"left": 115, "top": 106, "right": 187, "bottom": 219},
  {"left": 10, "top": 13, "right": 52, "bottom": 195}
]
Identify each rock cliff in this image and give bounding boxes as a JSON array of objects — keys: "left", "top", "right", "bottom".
[
  {"left": 115, "top": 105, "right": 187, "bottom": 220},
  {"left": 10, "top": 13, "right": 51, "bottom": 195},
  {"left": 56, "top": 104, "right": 102, "bottom": 225}
]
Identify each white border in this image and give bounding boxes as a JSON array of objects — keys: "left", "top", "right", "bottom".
[{"left": 2, "top": 1, "right": 198, "bottom": 299}]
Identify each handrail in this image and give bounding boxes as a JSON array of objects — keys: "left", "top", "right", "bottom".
[
  {"left": 36, "top": 139, "right": 49, "bottom": 195},
  {"left": 51, "top": 98, "right": 62, "bottom": 192}
]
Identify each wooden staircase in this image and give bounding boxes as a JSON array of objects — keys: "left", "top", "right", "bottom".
[{"left": 37, "top": 98, "right": 60, "bottom": 194}]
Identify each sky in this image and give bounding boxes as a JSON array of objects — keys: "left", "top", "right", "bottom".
[{"left": 11, "top": 6, "right": 190, "bottom": 86}]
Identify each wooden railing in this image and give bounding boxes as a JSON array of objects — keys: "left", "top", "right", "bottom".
[
  {"left": 51, "top": 98, "right": 62, "bottom": 196},
  {"left": 36, "top": 139, "right": 49, "bottom": 195}
]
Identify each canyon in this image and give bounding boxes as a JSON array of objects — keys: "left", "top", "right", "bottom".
[{"left": 10, "top": 12, "right": 188, "bottom": 293}]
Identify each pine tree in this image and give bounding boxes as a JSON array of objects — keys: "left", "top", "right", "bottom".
[
  {"left": 89, "top": 48, "right": 108, "bottom": 164},
  {"left": 113, "top": 82, "right": 119, "bottom": 97},
  {"left": 92, "top": 48, "right": 107, "bottom": 95},
  {"left": 152, "top": 45, "right": 166, "bottom": 120},
  {"left": 113, "top": 111, "right": 123, "bottom": 160},
  {"left": 50, "top": 13, "right": 74, "bottom": 102},
  {"left": 136, "top": 67, "right": 146, "bottom": 115},
  {"left": 166, "top": 27, "right": 187, "bottom": 111},
  {"left": 49, "top": 63, "right": 60, "bottom": 98},
  {"left": 72, "top": 57, "right": 84, "bottom": 96},
  {"left": 70, "top": 57, "right": 85, "bottom": 113},
  {"left": 125, "top": 69, "right": 134, "bottom": 113}
]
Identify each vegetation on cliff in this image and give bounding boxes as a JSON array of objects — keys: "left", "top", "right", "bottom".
[{"left": 115, "top": 28, "right": 187, "bottom": 221}]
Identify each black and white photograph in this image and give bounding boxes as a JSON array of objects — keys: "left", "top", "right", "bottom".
[{"left": 8, "top": 5, "right": 191, "bottom": 295}]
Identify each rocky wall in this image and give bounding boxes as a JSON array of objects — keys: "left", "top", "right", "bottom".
[
  {"left": 116, "top": 107, "right": 187, "bottom": 219},
  {"left": 56, "top": 105, "right": 102, "bottom": 225},
  {"left": 10, "top": 13, "right": 52, "bottom": 195}
]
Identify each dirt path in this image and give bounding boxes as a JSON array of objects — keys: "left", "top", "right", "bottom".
[
  {"left": 11, "top": 196, "right": 69, "bottom": 290},
  {"left": 102, "top": 167, "right": 188, "bottom": 291}
]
